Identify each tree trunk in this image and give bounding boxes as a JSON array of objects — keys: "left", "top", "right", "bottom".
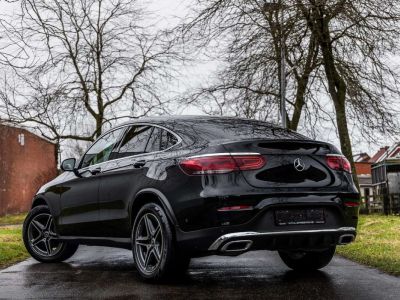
[
  {"left": 289, "top": 79, "right": 307, "bottom": 131},
  {"left": 310, "top": 8, "right": 359, "bottom": 187},
  {"left": 287, "top": 34, "right": 317, "bottom": 131},
  {"left": 333, "top": 100, "right": 358, "bottom": 181},
  {"left": 95, "top": 113, "right": 103, "bottom": 139},
  {"left": 54, "top": 139, "right": 60, "bottom": 169}
]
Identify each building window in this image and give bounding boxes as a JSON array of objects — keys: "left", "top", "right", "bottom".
[{"left": 18, "top": 133, "right": 25, "bottom": 146}]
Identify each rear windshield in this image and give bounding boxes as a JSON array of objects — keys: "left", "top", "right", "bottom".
[{"left": 183, "top": 118, "right": 308, "bottom": 141}]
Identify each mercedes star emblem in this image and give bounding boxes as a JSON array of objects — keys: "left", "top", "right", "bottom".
[{"left": 294, "top": 158, "right": 305, "bottom": 172}]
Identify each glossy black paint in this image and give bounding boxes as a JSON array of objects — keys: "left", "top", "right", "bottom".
[{"left": 32, "top": 116, "right": 359, "bottom": 256}]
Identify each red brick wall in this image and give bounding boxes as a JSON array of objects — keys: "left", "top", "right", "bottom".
[
  {"left": 355, "top": 162, "right": 372, "bottom": 176},
  {"left": 0, "top": 125, "right": 57, "bottom": 216}
]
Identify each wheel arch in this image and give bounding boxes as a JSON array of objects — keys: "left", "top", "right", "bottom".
[
  {"left": 130, "top": 188, "right": 178, "bottom": 229},
  {"left": 31, "top": 196, "right": 57, "bottom": 218},
  {"left": 31, "top": 196, "right": 49, "bottom": 209}
]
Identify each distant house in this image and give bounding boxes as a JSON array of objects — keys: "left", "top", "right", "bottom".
[
  {"left": 353, "top": 152, "right": 373, "bottom": 201},
  {"left": 0, "top": 123, "right": 57, "bottom": 216},
  {"left": 371, "top": 143, "right": 400, "bottom": 195},
  {"left": 353, "top": 147, "right": 393, "bottom": 210},
  {"left": 353, "top": 147, "right": 392, "bottom": 200},
  {"left": 363, "top": 144, "right": 400, "bottom": 214}
]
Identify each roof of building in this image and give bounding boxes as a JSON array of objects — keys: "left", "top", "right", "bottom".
[
  {"left": 370, "top": 146, "right": 390, "bottom": 163},
  {"left": 0, "top": 122, "right": 56, "bottom": 145},
  {"left": 353, "top": 152, "right": 371, "bottom": 163},
  {"left": 373, "top": 143, "right": 400, "bottom": 163},
  {"left": 386, "top": 143, "right": 400, "bottom": 159}
]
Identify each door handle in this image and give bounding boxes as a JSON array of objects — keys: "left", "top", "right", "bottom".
[
  {"left": 90, "top": 167, "right": 102, "bottom": 175},
  {"left": 133, "top": 160, "right": 146, "bottom": 169}
]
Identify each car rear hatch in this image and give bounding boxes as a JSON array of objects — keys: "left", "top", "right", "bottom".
[{"left": 223, "top": 139, "right": 343, "bottom": 189}]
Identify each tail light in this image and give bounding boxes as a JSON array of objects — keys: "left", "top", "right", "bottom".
[
  {"left": 325, "top": 154, "right": 352, "bottom": 173},
  {"left": 344, "top": 201, "right": 359, "bottom": 207},
  {"left": 217, "top": 205, "right": 254, "bottom": 212},
  {"left": 342, "top": 195, "right": 360, "bottom": 207},
  {"left": 179, "top": 154, "right": 266, "bottom": 175}
]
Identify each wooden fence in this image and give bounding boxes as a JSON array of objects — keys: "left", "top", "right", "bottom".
[{"left": 360, "top": 193, "right": 400, "bottom": 215}]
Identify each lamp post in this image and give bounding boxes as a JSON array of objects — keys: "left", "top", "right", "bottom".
[{"left": 263, "top": 0, "right": 287, "bottom": 129}]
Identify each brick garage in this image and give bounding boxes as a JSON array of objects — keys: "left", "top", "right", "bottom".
[{"left": 0, "top": 124, "right": 57, "bottom": 216}]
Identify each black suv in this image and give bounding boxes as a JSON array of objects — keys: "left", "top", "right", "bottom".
[{"left": 23, "top": 116, "right": 359, "bottom": 281}]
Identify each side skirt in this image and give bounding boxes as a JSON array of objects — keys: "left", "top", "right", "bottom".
[{"left": 59, "top": 236, "right": 132, "bottom": 250}]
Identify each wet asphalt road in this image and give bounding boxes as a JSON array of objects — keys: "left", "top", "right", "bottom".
[{"left": 0, "top": 246, "right": 399, "bottom": 299}]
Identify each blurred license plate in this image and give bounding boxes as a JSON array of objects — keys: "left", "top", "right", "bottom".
[{"left": 275, "top": 208, "right": 325, "bottom": 226}]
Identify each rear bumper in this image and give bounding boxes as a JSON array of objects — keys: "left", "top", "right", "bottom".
[
  {"left": 176, "top": 225, "right": 357, "bottom": 256},
  {"left": 174, "top": 193, "right": 359, "bottom": 256},
  {"left": 208, "top": 227, "right": 356, "bottom": 254}
]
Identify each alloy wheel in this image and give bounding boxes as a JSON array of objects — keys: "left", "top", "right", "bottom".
[
  {"left": 27, "top": 213, "right": 63, "bottom": 257},
  {"left": 134, "top": 213, "right": 164, "bottom": 275}
]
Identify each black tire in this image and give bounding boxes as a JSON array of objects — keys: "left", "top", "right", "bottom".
[
  {"left": 132, "top": 203, "right": 190, "bottom": 281},
  {"left": 278, "top": 246, "right": 336, "bottom": 271},
  {"left": 23, "top": 205, "right": 79, "bottom": 263}
]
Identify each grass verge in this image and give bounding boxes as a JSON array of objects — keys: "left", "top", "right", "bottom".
[
  {"left": 337, "top": 214, "right": 400, "bottom": 276},
  {"left": 0, "top": 226, "right": 29, "bottom": 269},
  {"left": 0, "top": 213, "right": 27, "bottom": 226}
]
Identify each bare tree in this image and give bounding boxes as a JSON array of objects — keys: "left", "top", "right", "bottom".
[
  {"left": 0, "top": 0, "right": 178, "bottom": 148},
  {"left": 180, "top": 0, "right": 400, "bottom": 181},
  {"left": 295, "top": 0, "right": 400, "bottom": 175},
  {"left": 179, "top": 0, "right": 321, "bottom": 130}
]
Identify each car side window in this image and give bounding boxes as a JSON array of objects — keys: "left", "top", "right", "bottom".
[
  {"left": 145, "top": 127, "right": 162, "bottom": 152},
  {"left": 145, "top": 127, "right": 178, "bottom": 152},
  {"left": 117, "top": 126, "right": 153, "bottom": 158},
  {"left": 81, "top": 127, "right": 125, "bottom": 168},
  {"left": 160, "top": 129, "right": 178, "bottom": 150}
]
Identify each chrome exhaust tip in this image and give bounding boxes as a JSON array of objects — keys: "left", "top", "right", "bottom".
[
  {"left": 338, "top": 234, "right": 355, "bottom": 245},
  {"left": 220, "top": 240, "right": 253, "bottom": 253}
]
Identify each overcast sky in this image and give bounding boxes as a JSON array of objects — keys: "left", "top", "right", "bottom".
[{"left": 0, "top": 0, "right": 396, "bottom": 157}]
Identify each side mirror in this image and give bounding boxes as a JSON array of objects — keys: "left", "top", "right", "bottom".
[{"left": 61, "top": 158, "right": 76, "bottom": 172}]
